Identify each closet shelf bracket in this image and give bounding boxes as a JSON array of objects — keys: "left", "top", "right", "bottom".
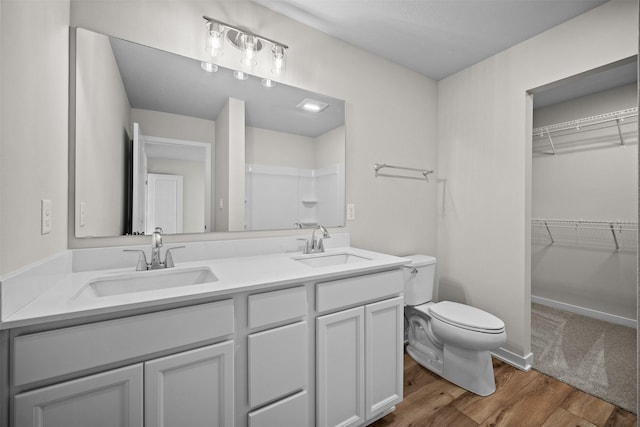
[
  {"left": 615, "top": 119, "right": 625, "bottom": 146},
  {"left": 544, "top": 128, "right": 556, "bottom": 155},
  {"left": 610, "top": 223, "right": 620, "bottom": 251}
]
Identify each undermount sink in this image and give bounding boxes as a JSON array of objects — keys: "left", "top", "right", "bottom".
[
  {"left": 78, "top": 266, "right": 218, "bottom": 298},
  {"left": 292, "top": 252, "right": 371, "bottom": 268}
]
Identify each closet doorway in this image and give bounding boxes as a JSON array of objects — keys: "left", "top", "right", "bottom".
[{"left": 529, "top": 57, "right": 638, "bottom": 413}]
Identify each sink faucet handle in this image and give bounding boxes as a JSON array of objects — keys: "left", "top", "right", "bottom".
[
  {"left": 123, "top": 249, "right": 149, "bottom": 271},
  {"left": 297, "top": 238, "right": 310, "bottom": 254},
  {"left": 164, "top": 246, "right": 186, "bottom": 268}
]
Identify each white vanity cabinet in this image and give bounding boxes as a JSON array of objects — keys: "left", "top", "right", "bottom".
[
  {"left": 316, "top": 271, "right": 404, "bottom": 427},
  {"left": 11, "top": 300, "right": 235, "bottom": 427}
]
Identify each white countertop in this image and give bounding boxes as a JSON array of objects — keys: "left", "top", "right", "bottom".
[{"left": 1, "top": 246, "right": 406, "bottom": 329}]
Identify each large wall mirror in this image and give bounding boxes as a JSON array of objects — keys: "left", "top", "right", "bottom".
[{"left": 72, "top": 27, "right": 346, "bottom": 238}]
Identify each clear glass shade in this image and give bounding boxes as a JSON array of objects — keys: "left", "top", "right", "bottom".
[
  {"left": 271, "top": 45, "right": 286, "bottom": 76},
  {"left": 206, "top": 21, "right": 224, "bottom": 58},
  {"left": 239, "top": 34, "right": 258, "bottom": 67}
]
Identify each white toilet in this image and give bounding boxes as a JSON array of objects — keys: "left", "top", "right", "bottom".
[{"left": 403, "top": 255, "right": 507, "bottom": 396}]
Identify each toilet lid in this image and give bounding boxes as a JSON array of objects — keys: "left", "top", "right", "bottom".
[{"left": 428, "top": 301, "right": 505, "bottom": 333}]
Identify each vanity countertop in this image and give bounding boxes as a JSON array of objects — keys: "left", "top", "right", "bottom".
[{"left": 0, "top": 246, "right": 407, "bottom": 329}]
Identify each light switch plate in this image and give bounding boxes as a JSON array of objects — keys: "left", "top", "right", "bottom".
[
  {"left": 41, "top": 199, "right": 52, "bottom": 234},
  {"left": 346, "top": 203, "right": 356, "bottom": 220}
]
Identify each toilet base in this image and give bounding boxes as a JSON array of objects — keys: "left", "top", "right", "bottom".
[
  {"left": 406, "top": 342, "right": 497, "bottom": 396},
  {"left": 442, "top": 345, "right": 496, "bottom": 396}
]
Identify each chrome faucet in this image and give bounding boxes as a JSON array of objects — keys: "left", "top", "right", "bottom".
[
  {"left": 124, "top": 227, "right": 185, "bottom": 271},
  {"left": 309, "top": 225, "right": 330, "bottom": 253},
  {"left": 150, "top": 227, "right": 164, "bottom": 269}
]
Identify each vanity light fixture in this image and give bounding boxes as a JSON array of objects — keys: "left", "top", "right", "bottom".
[
  {"left": 297, "top": 98, "right": 329, "bottom": 113},
  {"left": 203, "top": 16, "right": 288, "bottom": 78}
]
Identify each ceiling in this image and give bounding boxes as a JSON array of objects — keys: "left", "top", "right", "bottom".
[
  {"left": 252, "top": 0, "right": 636, "bottom": 106},
  {"left": 251, "top": 0, "right": 611, "bottom": 81}
]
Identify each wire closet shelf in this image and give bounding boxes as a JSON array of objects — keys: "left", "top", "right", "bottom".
[
  {"left": 532, "top": 107, "right": 638, "bottom": 155},
  {"left": 531, "top": 218, "right": 637, "bottom": 251}
]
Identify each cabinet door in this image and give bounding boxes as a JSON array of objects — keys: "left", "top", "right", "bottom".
[
  {"left": 14, "top": 364, "right": 143, "bottom": 427},
  {"left": 365, "top": 297, "right": 403, "bottom": 420},
  {"left": 316, "top": 306, "right": 365, "bottom": 427},
  {"left": 145, "top": 341, "right": 234, "bottom": 427}
]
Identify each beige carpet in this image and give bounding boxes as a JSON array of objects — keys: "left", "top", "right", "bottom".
[{"left": 531, "top": 303, "right": 637, "bottom": 413}]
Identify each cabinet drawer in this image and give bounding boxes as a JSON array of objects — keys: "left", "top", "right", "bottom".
[
  {"left": 316, "top": 269, "right": 403, "bottom": 313},
  {"left": 248, "top": 390, "right": 309, "bottom": 427},
  {"left": 248, "top": 321, "right": 308, "bottom": 408},
  {"left": 13, "top": 300, "right": 234, "bottom": 387},
  {"left": 248, "top": 286, "right": 306, "bottom": 329}
]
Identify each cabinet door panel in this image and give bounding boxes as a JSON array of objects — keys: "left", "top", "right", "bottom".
[
  {"left": 145, "top": 341, "right": 234, "bottom": 427},
  {"left": 316, "top": 307, "right": 365, "bottom": 427},
  {"left": 248, "top": 321, "right": 308, "bottom": 408},
  {"left": 14, "top": 364, "right": 143, "bottom": 427},
  {"left": 365, "top": 297, "right": 403, "bottom": 420}
]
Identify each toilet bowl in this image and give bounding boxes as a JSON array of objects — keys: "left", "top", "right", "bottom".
[{"left": 403, "top": 255, "right": 507, "bottom": 396}]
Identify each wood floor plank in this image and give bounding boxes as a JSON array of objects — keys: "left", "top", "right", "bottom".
[
  {"left": 372, "top": 352, "right": 637, "bottom": 427},
  {"left": 604, "top": 408, "right": 638, "bottom": 427},
  {"left": 541, "top": 407, "right": 598, "bottom": 427},
  {"left": 560, "top": 388, "right": 615, "bottom": 426},
  {"left": 372, "top": 374, "right": 467, "bottom": 425},
  {"left": 422, "top": 406, "right": 478, "bottom": 427},
  {"left": 451, "top": 359, "right": 540, "bottom": 423},
  {"left": 478, "top": 372, "right": 574, "bottom": 427},
  {"left": 403, "top": 353, "right": 440, "bottom": 399}
]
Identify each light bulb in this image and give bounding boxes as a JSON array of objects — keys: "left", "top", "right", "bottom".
[
  {"left": 261, "top": 78, "right": 276, "bottom": 88},
  {"left": 240, "top": 34, "right": 258, "bottom": 67},
  {"left": 205, "top": 21, "right": 224, "bottom": 58},
  {"left": 271, "top": 45, "right": 286, "bottom": 76}
]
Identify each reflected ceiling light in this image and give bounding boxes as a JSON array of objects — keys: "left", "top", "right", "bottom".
[
  {"left": 261, "top": 78, "right": 277, "bottom": 88},
  {"left": 297, "top": 99, "right": 329, "bottom": 113},
  {"left": 200, "top": 61, "right": 218, "bottom": 73},
  {"left": 233, "top": 70, "right": 249, "bottom": 81},
  {"left": 203, "top": 16, "right": 288, "bottom": 77}
]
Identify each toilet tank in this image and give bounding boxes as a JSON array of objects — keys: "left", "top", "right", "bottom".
[{"left": 403, "top": 255, "right": 437, "bottom": 306}]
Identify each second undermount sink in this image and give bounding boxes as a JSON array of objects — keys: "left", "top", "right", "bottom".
[
  {"left": 79, "top": 266, "right": 218, "bottom": 298},
  {"left": 292, "top": 252, "right": 371, "bottom": 268}
]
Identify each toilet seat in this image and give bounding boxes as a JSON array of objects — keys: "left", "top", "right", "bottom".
[{"left": 422, "top": 301, "right": 505, "bottom": 334}]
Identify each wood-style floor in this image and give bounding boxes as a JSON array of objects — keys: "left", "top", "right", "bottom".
[{"left": 371, "top": 352, "right": 637, "bottom": 427}]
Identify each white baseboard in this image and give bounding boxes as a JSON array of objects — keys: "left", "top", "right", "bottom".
[
  {"left": 492, "top": 347, "right": 533, "bottom": 372},
  {"left": 531, "top": 295, "right": 637, "bottom": 329}
]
